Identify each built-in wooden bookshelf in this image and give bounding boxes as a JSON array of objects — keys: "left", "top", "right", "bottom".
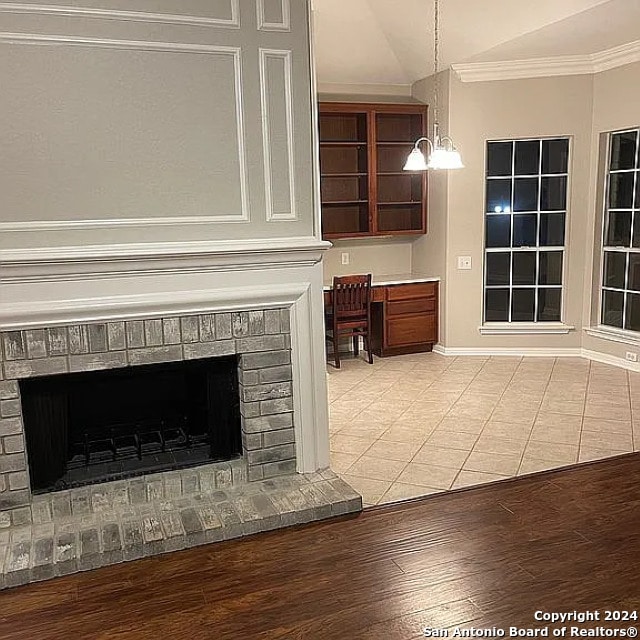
[{"left": 319, "top": 103, "right": 428, "bottom": 240}]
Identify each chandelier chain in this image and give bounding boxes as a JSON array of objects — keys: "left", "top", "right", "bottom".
[{"left": 433, "top": 0, "right": 440, "bottom": 127}]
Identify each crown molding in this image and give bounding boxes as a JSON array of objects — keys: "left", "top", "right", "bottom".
[{"left": 452, "top": 39, "right": 640, "bottom": 83}]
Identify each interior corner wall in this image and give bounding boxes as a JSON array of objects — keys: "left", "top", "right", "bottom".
[{"left": 440, "top": 72, "right": 595, "bottom": 350}]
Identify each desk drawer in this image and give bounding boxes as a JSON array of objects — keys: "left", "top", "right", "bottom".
[
  {"left": 387, "top": 298, "right": 436, "bottom": 316},
  {"left": 387, "top": 314, "right": 437, "bottom": 347},
  {"left": 387, "top": 282, "right": 437, "bottom": 301}
]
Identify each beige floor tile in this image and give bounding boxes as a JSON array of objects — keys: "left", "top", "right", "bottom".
[
  {"left": 518, "top": 457, "right": 567, "bottom": 476},
  {"left": 447, "top": 404, "right": 495, "bottom": 422},
  {"left": 540, "top": 397, "right": 585, "bottom": 415},
  {"left": 378, "top": 482, "right": 443, "bottom": 504},
  {"left": 524, "top": 441, "right": 578, "bottom": 464},
  {"left": 339, "top": 423, "right": 390, "bottom": 440},
  {"left": 436, "top": 416, "right": 486, "bottom": 435},
  {"left": 427, "top": 429, "right": 478, "bottom": 451},
  {"left": 412, "top": 444, "right": 470, "bottom": 468},
  {"left": 489, "top": 406, "right": 538, "bottom": 426},
  {"left": 346, "top": 455, "right": 407, "bottom": 482},
  {"left": 452, "top": 470, "right": 509, "bottom": 490},
  {"left": 534, "top": 412, "right": 582, "bottom": 430},
  {"left": 584, "top": 398, "right": 631, "bottom": 421},
  {"left": 361, "top": 400, "right": 413, "bottom": 421},
  {"left": 393, "top": 412, "right": 446, "bottom": 430},
  {"left": 581, "top": 417, "right": 632, "bottom": 435},
  {"left": 580, "top": 430, "right": 633, "bottom": 451},
  {"left": 481, "top": 421, "right": 533, "bottom": 441},
  {"left": 330, "top": 451, "right": 359, "bottom": 474},
  {"left": 578, "top": 447, "right": 630, "bottom": 463},
  {"left": 330, "top": 434, "right": 374, "bottom": 456},
  {"left": 473, "top": 435, "right": 527, "bottom": 456},
  {"left": 397, "top": 462, "right": 459, "bottom": 489},
  {"left": 529, "top": 425, "right": 581, "bottom": 446},
  {"left": 463, "top": 451, "right": 522, "bottom": 476},
  {"left": 379, "top": 425, "right": 434, "bottom": 444},
  {"left": 340, "top": 474, "right": 392, "bottom": 506},
  {"left": 365, "top": 439, "right": 423, "bottom": 462}
]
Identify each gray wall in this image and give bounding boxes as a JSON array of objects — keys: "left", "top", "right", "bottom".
[{"left": 0, "top": 0, "right": 316, "bottom": 249}]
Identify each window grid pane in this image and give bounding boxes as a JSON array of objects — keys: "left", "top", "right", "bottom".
[
  {"left": 484, "top": 138, "right": 569, "bottom": 323},
  {"left": 601, "top": 128, "right": 640, "bottom": 332}
]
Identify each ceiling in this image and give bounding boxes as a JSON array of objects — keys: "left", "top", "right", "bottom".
[{"left": 312, "top": 0, "right": 640, "bottom": 86}]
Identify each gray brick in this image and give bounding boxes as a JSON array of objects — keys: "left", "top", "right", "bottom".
[
  {"left": 239, "top": 370, "right": 259, "bottom": 386},
  {"left": 0, "top": 417, "right": 22, "bottom": 437},
  {"left": 259, "top": 365, "right": 293, "bottom": 384},
  {"left": 231, "top": 461, "right": 247, "bottom": 485},
  {"left": 197, "top": 506, "right": 224, "bottom": 542},
  {"left": 262, "top": 459, "right": 297, "bottom": 479},
  {"left": 183, "top": 341, "right": 235, "bottom": 360},
  {"left": 247, "top": 466, "right": 264, "bottom": 482},
  {"left": 242, "top": 432, "right": 262, "bottom": 450},
  {"left": 212, "top": 501, "right": 242, "bottom": 540},
  {"left": 0, "top": 453, "right": 26, "bottom": 473},
  {"left": 314, "top": 481, "right": 351, "bottom": 516},
  {"left": 240, "top": 402, "right": 261, "bottom": 419},
  {"left": 52, "top": 492, "right": 72, "bottom": 519},
  {"left": 0, "top": 474, "right": 5, "bottom": 493},
  {"left": 47, "top": 327, "right": 69, "bottom": 356},
  {"left": 164, "top": 473, "right": 182, "bottom": 499},
  {"left": 241, "top": 350, "right": 290, "bottom": 370},
  {"left": 260, "top": 397, "right": 294, "bottom": 415},
  {"left": 32, "top": 537, "right": 54, "bottom": 581},
  {"left": 162, "top": 318, "right": 181, "bottom": 344},
  {"left": 4, "top": 435, "right": 25, "bottom": 454},
  {"left": 0, "top": 399, "right": 20, "bottom": 418},
  {"left": 107, "top": 322, "right": 126, "bottom": 350},
  {"left": 264, "top": 310, "right": 282, "bottom": 334},
  {"left": 243, "top": 382, "right": 292, "bottom": 403},
  {"left": 141, "top": 516, "right": 164, "bottom": 545},
  {"left": 68, "top": 325, "right": 89, "bottom": 354},
  {"left": 299, "top": 483, "right": 333, "bottom": 519},
  {"left": 0, "top": 382, "right": 18, "bottom": 400},
  {"left": 8, "top": 470, "right": 28, "bottom": 490},
  {"left": 160, "top": 512, "right": 185, "bottom": 551},
  {"left": 180, "top": 508, "right": 205, "bottom": 546},
  {"left": 129, "top": 479, "right": 146, "bottom": 505},
  {"left": 199, "top": 315, "right": 216, "bottom": 342},
  {"left": 281, "top": 309, "right": 291, "bottom": 332},
  {"left": 5, "top": 541, "right": 31, "bottom": 587},
  {"left": 71, "top": 489, "right": 91, "bottom": 517},
  {"left": 248, "top": 311, "right": 265, "bottom": 336},
  {"left": 126, "top": 320, "right": 145, "bottom": 348},
  {"left": 31, "top": 500, "right": 53, "bottom": 525},
  {"left": 146, "top": 478, "right": 164, "bottom": 501},
  {"left": 180, "top": 316, "right": 199, "bottom": 343},
  {"left": 181, "top": 471, "right": 200, "bottom": 495},
  {"left": 215, "top": 313, "right": 232, "bottom": 340},
  {"left": 69, "top": 351, "right": 127, "bottom": 373},
  {"left": 122, "top": 520, "right": 143, "bottom": 560},
  {"left": 4, "top": 357, "right": 68, "bottom": 379},
  {"left": 0, "top": 491, "right": 30, "bottom": 511},
  {"left": 54, "top": 532, "right": 78, "bottom": 576},
  {"left": 215, "top": 464, "right": 233, "bottom": 488},
  {"left": 129, "top": 346, "right": 182, "bottom": 366},
  {"left": 236, "top": 335, "right": 285, "bottom": 354},
  {"left": 91, "top": 487, "right": 112, "bottom": 513},
  {"left": 262, "top": 429, "right": 295, "bottom": 448},
  {"left": 79, "top": 528, "right": 101, "bottom": 570},
  {"left": 247, "top": 444, "right": 295, "bottom": 466},
  {"left": 3, "top": 332, "right": 25, "bottom": 360},
  {"left": 284, "top": 489, "right": 316, "bottom": 523},
  {"left": 232, "top": 312, "right": 249, "bottom": 337},
  {"left": 330, "top": 478, "right": 363, "bottom": 513},
  {"left": 243, "top": 412, "right": 293, "bottom": 433},
  {"left": 101, "top": 523, "right": 123, "bottom": 564},
  {"left": 237, "top": 494, "right": 279, "bottom": 534},
  {"left": 24, "top": 329, "right": 47, "bottom": 359},
  {"left": 0, "top": 512, "right": 10, "bottom": 528},
  {"left": 88, "top": 324, "right": 108, "bottom": 353},
  {"left": 268, "top": 492, "right": 298, "bottom": 527},
  {"left": 144, "top": 319, "right": 164, "bottom": 346}
]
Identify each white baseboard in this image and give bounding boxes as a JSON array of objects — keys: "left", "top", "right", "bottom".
[{"left": 581, "top": 348, "right": 640, "bottom": 373}]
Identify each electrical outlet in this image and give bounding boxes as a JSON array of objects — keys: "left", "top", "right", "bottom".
[
  {"left": 626, "top": 352, "right": 638, "bottom": 362},
  {"left": 457, "top": 256, "right": 472, "bottom": 270},
  {"left": 341, "top": 252, "right": 350, "bottom": 266}
]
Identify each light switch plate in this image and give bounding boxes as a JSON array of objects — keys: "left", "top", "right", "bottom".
[
  {"left": 341, "top": 252, "right": 350, "bottom": 265},
  {"left": 457, "top": 256, "right": 472, "bottom": 270}
]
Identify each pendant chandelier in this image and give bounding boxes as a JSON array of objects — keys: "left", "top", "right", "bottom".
[{"left": 404, "top": 0, "right": 464, "bottom": 171}]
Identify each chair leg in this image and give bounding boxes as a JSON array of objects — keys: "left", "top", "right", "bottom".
[
  {"left": 334, "top": 336, "right": 341, "bottom": 369},
  {"left": 353, "top": 335, "right": 360, "bottom": 357},
  {"left": 365, "top": 334, "right": 373, "bottom": 364}
]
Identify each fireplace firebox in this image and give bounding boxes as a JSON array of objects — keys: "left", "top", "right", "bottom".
[{"left": 19, "top": 356, "right": 241, "bottom": 493}]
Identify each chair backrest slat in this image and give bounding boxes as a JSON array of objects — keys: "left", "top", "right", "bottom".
[{"left": 332, "top": 274, "right": 372, "bottom": 319}]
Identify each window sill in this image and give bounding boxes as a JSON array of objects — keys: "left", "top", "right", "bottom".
[
  {"left": 479, "top": 322, "right": 575, "bottom": 335},
  {"left": 584, "top": 326, "right": 640, "bottom": 347}
]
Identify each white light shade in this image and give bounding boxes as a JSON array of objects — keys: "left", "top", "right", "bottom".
[
  {"left": 426, "top": 148, "right": 464, "bottom": 170},
  {"left": 403, "top": 148, "right": 429, "bottom": 171}
]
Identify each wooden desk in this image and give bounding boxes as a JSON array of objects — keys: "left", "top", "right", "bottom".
[{"left": 324, "top": 278, "right": 439, "bottom": 357}]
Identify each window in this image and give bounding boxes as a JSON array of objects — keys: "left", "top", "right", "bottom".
[
  {"left": 600, "top": 129, "right": 640, "bottom": 332},
  {"left": 484, "top": 138, "right": 569, "bottom": 323}
]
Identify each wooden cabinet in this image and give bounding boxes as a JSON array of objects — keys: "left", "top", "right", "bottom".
[{"left": 319, "top": 103, "right": 428, "bottom": 240}]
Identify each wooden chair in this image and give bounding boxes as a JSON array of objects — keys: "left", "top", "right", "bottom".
[{"left": 325, "top": 274, "right": 374, "bottom": 369}]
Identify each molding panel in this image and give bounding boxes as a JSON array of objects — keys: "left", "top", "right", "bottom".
[
  {"left": 0, "top": 1, "right": 240, "bottom": 28},
  {"left": 259, "top": 49, "right": 297, "bottom": 222},
  {"left": 257, "top": 0, "right": 290, "bottom": 32}
]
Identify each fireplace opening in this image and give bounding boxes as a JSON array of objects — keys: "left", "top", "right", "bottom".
[{"left": 19, "top": 356, "right": 242, "bottom": 493}]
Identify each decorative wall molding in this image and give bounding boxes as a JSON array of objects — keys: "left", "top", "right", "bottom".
[
  {"left": 478, "top": 322, "right": 575, "bottom": 335},
  {"left": 0, "top": 33, "right": 250, "bottom": 225},
  {"left": 0, "top": 1, "right": 240, "bottom": 28},
  {"left": 582, "top": 348, "right": 640, "bottom": 373},
  {"left": 0, "top": 237, "right": 332, "bottom": 283},
  {"left": 259, "top": 49, "right": 297, "bottom": 222},
  {"left": 452, "top": 39, "right": 640, "bottom": 83},
  {"left": 257, "top": 0, "right": 290, "bottom": 32}
]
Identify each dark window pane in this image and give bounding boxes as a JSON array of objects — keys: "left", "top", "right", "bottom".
[
  {"left": 512, "top": 252, "right": 537, "bottom": 285},
  {"left": 629, "top": 254, "right": 640, "bottom": 292},
  {"left": 539, "top": 212, "right": 566, "bottom": 246},
  {"left": 486, "top": 252, "right": 511, "bottom": 286},
  {"left": 540, "top": 176, "right": 567, "bottom": 210},
  {"left": 539, "top": 251, "right": 563, "bottom": 285},
  {"left": 485, "top": 289, "right": 510, "bottom": 322},
  {"left": 486, "top": 215, "right": 511, "bottom": 248},
  {"left": 542, "top": 138, "right": 569, "bottom": 174},
  {"left": 605, "top": 211, "right": 632, "bottom": 247},
  {"left": 486, "top": 179, "right": 512, "bottom": 213},
  {"left": 636, "top": 170, "right": 640, "bottom": 208},
  {"left": 514, "top": 140, "right": 540, "bottom": 175},
  {"left": 603, "top": 251, "right": 627, "bottom": 289},
  {"left": 487, "top": 142, "right": 513, "bottom": 176},
  {"left": 626, "top": 293, "right": 640, "bottom": 332},
  {"left": 602, "top": 290, "right": 624, "bottom": 328},
  {"left": 512, "top": 214, "right": 537, "bottom": 247},
  {"left": 513, "top": 178, "right": 538, "bottom": 212},
  {"left": 610, "top": 131, "right": 637, "bottom": 171},
  {"left": 609, "top": 172, "right": 635, "bottom": 209},
  {"left": 634, "top": 211, "right": 640, "bottom": 248},
  {"left": 511, "top": 289, "right": 535, "bottom": 322},
  {"left": 537, "top": 288, "right": 561, "bottom": 322}
]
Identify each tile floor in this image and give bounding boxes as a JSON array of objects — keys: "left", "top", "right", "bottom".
[{"left": 328, "top": 352, "right": 640, "bottom": 507}]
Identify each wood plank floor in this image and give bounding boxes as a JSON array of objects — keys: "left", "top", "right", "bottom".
[{"left": 2, "top": 454, "right": 640, "bottom": 640}]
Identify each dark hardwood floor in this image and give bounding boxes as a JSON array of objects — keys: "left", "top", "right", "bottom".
[{"left": 2, "top": 455, "right": 640, "bottom": 639}]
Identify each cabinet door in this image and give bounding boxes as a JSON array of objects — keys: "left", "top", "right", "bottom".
[{"left": 387, "top": 314, "right": 437, "bottom": 348}]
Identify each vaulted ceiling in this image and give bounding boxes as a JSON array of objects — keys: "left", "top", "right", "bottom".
[{"left": 312, "top": 0, "right": 640, "bottom": 86}]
